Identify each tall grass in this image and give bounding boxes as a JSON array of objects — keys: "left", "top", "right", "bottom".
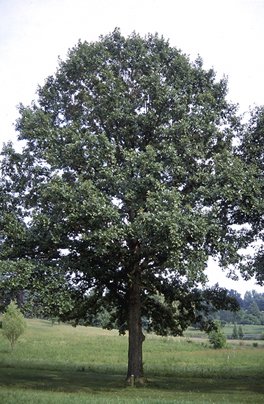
[
  {"left": 0, "top": 319, "right": 264, "bottom": 403},
  {"left": 1, "top": 319, "right": 263, "bottom": 377}
]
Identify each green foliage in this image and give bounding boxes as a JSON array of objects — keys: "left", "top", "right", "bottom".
[
  {"left": 1, "top": 301, "right": 27, "bottom": 354},
  {"left": 209, "top": 290, "right": 264, "bottom": 326},
  {"left": 238, "top": 325, "right": 244, "bottom": 339},
  {"left": 248, "top": 301, "right": 261, "bottom": 317},
  {"left": 208, "top": 321, "right": 227, "bottom": 349},
  {"left": 90, "top": 307, "right": 112, "bottom": 328},
  {"left": 232, "top": 323, "right": 238, "bottom": 339},
  {"left": 0, "top": 29, "right": 261, "bottom": 376},
  {"left": 243, "top": 313, "right": 261, "bottom": 325},
  {"left": 239, "top": 107, "right": 264, "bottom": 285}
]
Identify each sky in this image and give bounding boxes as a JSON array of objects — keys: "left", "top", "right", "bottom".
[{"left": 0, "top": 0, "right": 264, "bottom": 296}]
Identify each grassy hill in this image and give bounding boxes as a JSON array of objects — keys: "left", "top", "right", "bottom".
[{"left": 0, "top": 319, "right": 264, "bottom": 403}]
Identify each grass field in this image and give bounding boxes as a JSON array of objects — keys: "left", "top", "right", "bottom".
[
  {"left": 0, "top": 319, "right": 264, "bottom": 403},
  {"left": 184, "top": 323, "right": 264, "bottom": 339}
]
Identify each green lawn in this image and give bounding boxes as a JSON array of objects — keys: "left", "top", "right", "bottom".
[{"left": 0, "top": 319, "right": 264, "bottom": 403}]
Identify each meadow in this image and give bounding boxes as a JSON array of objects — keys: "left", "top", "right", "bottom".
[{"left": 0, "top": 319, "right": 263, "bottom": 403}]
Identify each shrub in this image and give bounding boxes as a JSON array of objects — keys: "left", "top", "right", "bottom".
[
  {"left": 232, "top": 323, "right": 238, "bottom": 339},
  {"left": 238, "top": 325, "right": 244, "bottom": 340},
  {"left": 1, "top": 301, "right": 27, "bottom": 354},
  {"left": 208, "top": 321, "right": 227, "bottom": 349},
  {"left": 243, "top": 314, "right": 261, "bottom": 325}
]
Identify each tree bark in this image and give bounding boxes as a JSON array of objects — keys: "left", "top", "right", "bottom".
[{"left": 126, "top": 263, "right": 145, "bottom": 383}]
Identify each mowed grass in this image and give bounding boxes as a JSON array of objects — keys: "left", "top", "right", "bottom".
[{"left": 0, "top": 319, "right": 264, "bottom": 403}]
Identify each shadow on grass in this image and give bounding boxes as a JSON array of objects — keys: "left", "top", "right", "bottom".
[
  {"left": 0, "top": 366, "right": 263, "bottom": 398},
  {"left": 0, "top": 366, "right": 123, "bottom": 393}
]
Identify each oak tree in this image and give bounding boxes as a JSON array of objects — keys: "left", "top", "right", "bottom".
[{"left": 1, "top": 29, "right": 257, "bottom": 381}]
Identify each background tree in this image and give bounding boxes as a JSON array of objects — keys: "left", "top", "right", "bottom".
[
  {"left": 227, "top": 290, "right": 243, "bottom": 308},
  {"left": 242, "top": 291, "right": 254, "bottom": 310},
  {"left": 250, "top": 290, "right": 264, "bottom": 311},
  {"left": 232, "top": 323, "right": 238, "bottom": 339},
  {"left": 232, "top": 309, "right": 245, "bottom": 324},
  {"left": 208, "top": 320, "right": 227, "bottom": 349},
  {"left": 0, "top": 30, "right": 258, "bottom": 381},
  {"left": 1, "top": 301, "right": 27, "bottom": 355},
  {"left": 238, "top": 325, "right": 244, "bottom": 340},
  {"left": 248, "top": 301, "right": 261, "bottom": 318}
]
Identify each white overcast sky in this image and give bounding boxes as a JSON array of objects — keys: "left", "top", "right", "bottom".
[{"left": 1, "top": 0, "right": 264, "bottom": 296}]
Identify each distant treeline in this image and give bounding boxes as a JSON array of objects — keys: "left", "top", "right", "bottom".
[
  {"left": 89, "top": 289, "right": 264, "bottom": 328},
  {"left": 210, "top": 290, "right": 264, "bottom": 325},
  {"left": 1, "top": 288, "right": 264, "bottom": 327}
]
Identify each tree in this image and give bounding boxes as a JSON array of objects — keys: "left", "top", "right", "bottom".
[
  {"left": 243, "top": 291, "right": 254, "bottom": 310},
  {"left": 1, "top": 29, "right": 258, "bottom": 381},
  {"left": 233, "top": 309, "right": 244, "bottom": 324},
  {"left": 208, "top": 320, "right": 227, "bottom": 349},
  {"left": 227, "top": 289, "right": 243, "bottom": 308},
  {"left": 239, "top": 106, "right": 264, "bottom": 286},
  {"left": 243, "top": 313, "right": 261, "bottom": 325},
  {"left": 232, "top": 323, "right": 238, "bottom": 339},
  {"left": 248, "top": 301, "right": 260, "bottom": 318},
  {"left": 238, "top": 325, "right": 244, "bottom": 340},
  {"left": 1, "top": 301, "right": 27, "bottom": 354},
  {"left": 250, "top": 290, "right": 264, "bottom": 311}
]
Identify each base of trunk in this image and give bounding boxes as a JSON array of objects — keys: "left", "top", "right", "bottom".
[
  {"left": 126, "top": 262, "right": 145, "bottom": 384},
  {"left": 125, "top": 375, "right": 145, "bottom": 385}
]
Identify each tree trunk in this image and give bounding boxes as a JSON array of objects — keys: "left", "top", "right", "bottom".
[{"left": 126, "top": 263, "right": 145, "bottom": 383}]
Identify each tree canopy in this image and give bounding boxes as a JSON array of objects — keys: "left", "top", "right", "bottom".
[
  {"left": 0, "top": 29, "right": 261, "bottom": 380},
  {"left": 238, "top": 106, "right": 264, "bottom": 285}
]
